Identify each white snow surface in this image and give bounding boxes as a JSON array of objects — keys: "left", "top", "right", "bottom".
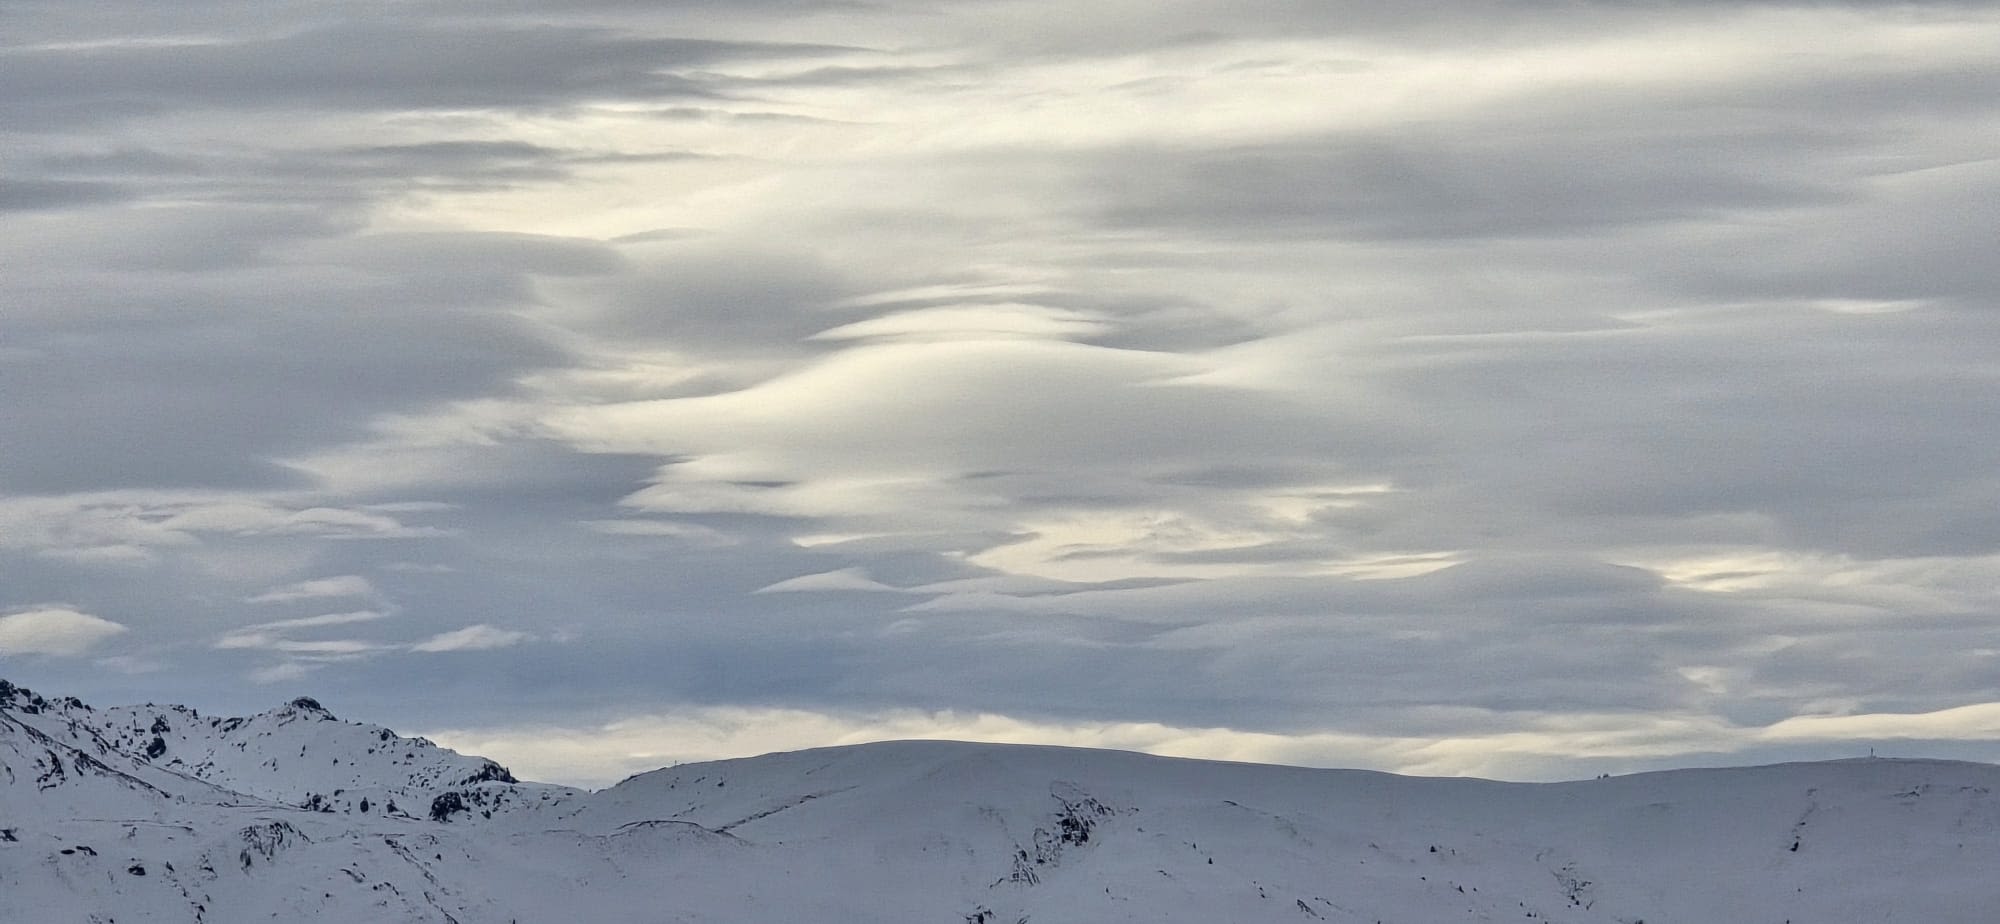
[{"left": 4, "top": 679, "right": 1998, "bottom": 923}]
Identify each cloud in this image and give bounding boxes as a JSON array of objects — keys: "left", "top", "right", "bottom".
[
  {"left": 809, "top": 304, "right": 1115, "bottom": 343},
  {"left": 583, "top": 519, "right": 739, "bottom": 546},
  {"left": 423, "top": 696, "right": 2000, "bottom": 790},
  {"left": 754, "top": 568, "right": 901, "bottom": 594},
  {"left": 547, "top": 337, "right": 1389, "bottom": 540},
  {"left": 217, "top": 611, "right": 393, "bottom": 648},
  {"left": 0, "top": 607, "right": 129, "bottom": 657},
  {"left": 0, "top": 178, "right": 133, "bottom": 211},
  {"left": 423, "top": 705, "right": 1444, "bottom": 789},
  {"left": 410, "top": 624, "right": 534, "bottom": 652},
  {"left": 9, "top": 0, "right": 2000, "bottom": 782},
  {"left": 249, "top": 661, "right": 319, "bottom": 685},
  {"left": 1, "top": 22, "right": 843, "bottom": 126},
  {"left": 215, "top": 632, "right": 386, "bottom": 654},
  {"left": 539, "top": 241, "right": 861, "bottom": 356},
  {"left": 1084, "top": 128, "right": 1842, "bottom": 242},
  {"left": 247, "top": 575, "right": 377, "bottom": 604},
  {"left": 1762, "top": 702, "right": 2000, "bottom": 743},
  {"left": 0, "top": 493, "right": 452, "bottom": 563},
  {"left": 94, "top": 654, "right": 166, "bottom": 675}
]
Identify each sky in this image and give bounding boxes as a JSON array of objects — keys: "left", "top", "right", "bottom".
[{"left": 4, "top": 0, "right": 2000, "bottom": 788}]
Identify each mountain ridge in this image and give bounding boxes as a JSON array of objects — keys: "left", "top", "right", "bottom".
[{"left": 5, "top": 678, "right": 1998, "bottom": 922}]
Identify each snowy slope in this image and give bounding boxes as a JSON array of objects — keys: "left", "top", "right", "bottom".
[
  {"left": 0, "top": 682, "right": 249, "bottom": 815},
  {"left": 6, "top": 678, "right": 2000, "bottom": 923},
  {"left": 4, "top": 682, "right": 551, "bottom": 818},
  {"left": 544, "top": 740, "right": 2000, "bottom": 923}
]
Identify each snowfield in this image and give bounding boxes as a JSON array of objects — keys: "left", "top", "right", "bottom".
[{"left": 5, "top": 678, "right": 1997, "bottom": 922}]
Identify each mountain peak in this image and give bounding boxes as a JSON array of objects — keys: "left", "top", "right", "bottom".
[
  {"left": 278, "top": 695, "right": 333, "bottom": 719},
  {"left": 0, "top": 678, "right": 50, "bottom": 713}
]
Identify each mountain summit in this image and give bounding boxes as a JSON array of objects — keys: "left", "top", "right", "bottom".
[{"left": 4, "top": 678, "right": 1997, "bottom": 922}]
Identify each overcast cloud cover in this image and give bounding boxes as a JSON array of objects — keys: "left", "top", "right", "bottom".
[{"left": 5, "top": 0, "right": 2000, "bottom": 787}]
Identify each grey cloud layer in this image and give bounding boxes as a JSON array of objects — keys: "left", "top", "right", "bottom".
[
  {"left": 5, "top": 0, "right": 1999, "bottom": 781},
  {"left": 3, "top": 22, "right": 848, "bottom": 127}
]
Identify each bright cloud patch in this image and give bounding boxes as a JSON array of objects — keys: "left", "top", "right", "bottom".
[
  {"left": 411, "top": 624, "right": 533, "bottom": 652},
  {"left": 0, "top": 607, "right": 128, "bottom": 657},
  {"left": 808, "top": 304, "right": 1113, "bottom": 342},
  {"left": 425, "top": 700, "right": 2000, "bottom": 791},
  {"left": 753, "top": 568, "right": 900, "bottom": 594},
  {"left": 247, "top": 575, "right": 377, "bottom": 604}
]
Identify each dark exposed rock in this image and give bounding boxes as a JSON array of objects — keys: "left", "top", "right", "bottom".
[
  {"left": 239, "top": 821, "right": 303, "bottom": 870},
  {"left": 429, "top": 791, "right": 468, "bottom": 823},
  {"left": 36, "top": 748, "right": 68, "bottom": 789},
  {"left": 284, "top": 696, "right": 334, "bottom": 719},
  {"left": 459, "top": 761, "right": 516, "bottom": 786},
  {"left": 1004, "top": 785, "right": 1121, "bottom": 885},
  {"left": 0, "top": 679, "right": 50, "bottom": 714}
]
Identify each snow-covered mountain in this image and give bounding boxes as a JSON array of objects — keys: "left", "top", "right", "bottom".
[
  {"left": 3, "top": 682, "right": 536, "bottom": 817},
  {"left": 5, "top": 678, "right": 1998, "bottom": 922}
]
